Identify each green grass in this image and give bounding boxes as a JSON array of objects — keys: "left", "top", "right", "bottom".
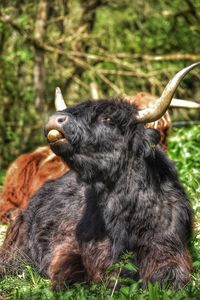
[
  {"left": 0, "top": 170, "right": 5, "bottom": 186},
  {"left": 0, "top": 125, "right": 200, "bottom": 299}
]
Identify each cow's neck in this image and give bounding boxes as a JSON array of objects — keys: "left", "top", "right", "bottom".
[
  {"left": 92, "top": 149, "right": 145, "bottom": 201},
  {"left": 90, "top": 153, "right": 146, "bottom": 260}
]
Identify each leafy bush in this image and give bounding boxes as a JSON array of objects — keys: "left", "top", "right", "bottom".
[
  {"left": 168, "top": 125, "right": 200, "bottom": 205},
  {"left": 1, "top": 0, "right": 200, "bottom": 168}
]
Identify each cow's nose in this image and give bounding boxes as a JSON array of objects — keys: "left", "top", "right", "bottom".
[
  {"left": 45, "top": 114, "right": 68, "bottom": 142},
  {"left": 56, "top": 115, "right": 67, "bottom": 124},
  {"left": 46, "top": 114, "right": 68, "bottom": 132}
]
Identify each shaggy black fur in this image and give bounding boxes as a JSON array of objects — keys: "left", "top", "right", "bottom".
[{"left": 0, "top": 99, "right": 192, "bottom": 290}]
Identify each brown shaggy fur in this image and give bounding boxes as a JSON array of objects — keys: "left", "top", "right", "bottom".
[
  {"left": 0, "top": 93, "right": 171, "bottom": 224},
  {"left": 0, "top": 146, "right": 68, "bottom": 223},
  {"left": 49, "top": 222, "right": 112, "bottom": 290},
  {"left": 0, "top": 213, "right": 27, "bottom": 275},
  {"left": 128, "top": 92, "right": 171, "bottom": 152}
]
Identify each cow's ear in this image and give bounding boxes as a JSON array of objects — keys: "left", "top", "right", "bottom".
[
  {"left": 144, "top": 128, "right": 161, "bottom": 157},
  {"left": 145, "top": 128, "right": 161, "bottom": 146}
]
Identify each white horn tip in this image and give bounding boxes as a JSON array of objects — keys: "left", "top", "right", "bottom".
[
  {"left": 55, "top": 87, "right": 67, "bottom": 111},
  {"left": 171, "top": 99, "right": 200, "bottom": 109}
]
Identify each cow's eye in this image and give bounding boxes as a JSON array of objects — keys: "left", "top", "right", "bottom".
[
  {"left": 103, "top": 117, "right": 111, "bottom": 122},
  {"left": 98, "top": 117, "right": 112, "bottom": 124}
]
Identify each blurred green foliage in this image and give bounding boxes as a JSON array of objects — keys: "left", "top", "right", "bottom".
[
  {"left": 169, "top": 125, "right": 200, "bottom": 205},
  {"left": 0, "top": 0, "right": 200, "bottom": 169},
  {"left": 0, "top": 171, "right": 4, "bottom": 186}
]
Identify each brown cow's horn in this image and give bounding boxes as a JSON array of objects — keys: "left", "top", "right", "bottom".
[
  {"left": 136, "top": 62, "right": 200, "bottom": 122},
  {"left": 55, "top": 87, "right": 67, "bottom": 111}
]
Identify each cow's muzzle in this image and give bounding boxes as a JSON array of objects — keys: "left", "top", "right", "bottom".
[{"left": 45, "top": 114, "right": 68, "bottom": 143}]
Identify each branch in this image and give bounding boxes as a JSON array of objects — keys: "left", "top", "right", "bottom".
[
  {"left": 184, "top": 0, "right": 200, "bottom": 22},
  {"left": 90, "top": 82, "right": 99, "bottom": 99},
  {"left": 137, "top": 53, "right": 200, "bottom": 62},
  {"left": 2, "top": 16, "right": 199, "bottom": 63},
  {"left": 70, "top": 51, "right": 200, "bottom": 62}
]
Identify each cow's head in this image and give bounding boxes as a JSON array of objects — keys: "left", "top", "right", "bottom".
[{"left": 45, "top": 62, "right": 200, "bottom": 182}]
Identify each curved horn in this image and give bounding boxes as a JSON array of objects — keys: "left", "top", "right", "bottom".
[
  {"left": 136, "top": 62, "right": 200, "bottom": 122},
  {"left": 55, "top": 87, "right": 67, "bottom": 111}
]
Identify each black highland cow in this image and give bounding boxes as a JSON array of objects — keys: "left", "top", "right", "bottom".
[{"left": 1, "top": 62, "right": 199, "bottom": 290}]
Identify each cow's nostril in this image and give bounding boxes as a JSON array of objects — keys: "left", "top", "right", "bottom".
[
  {"left": 57, "top": 116, "right": 67, "bottom": 124},
  {"left": 45, "top": 114, "right": 68, "bottom": 135}
]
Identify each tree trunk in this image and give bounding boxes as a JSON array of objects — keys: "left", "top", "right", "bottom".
[{"left": 34, "top": 0, "right": 48, "bottom": 112}]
